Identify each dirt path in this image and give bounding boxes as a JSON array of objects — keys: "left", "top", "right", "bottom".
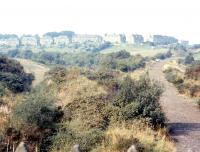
[
  {"left": 16, "top": 59, "right": 49, "bottom": 86},
  {"left": 148, "top": 60, "right": 200, "bottom": 152}
]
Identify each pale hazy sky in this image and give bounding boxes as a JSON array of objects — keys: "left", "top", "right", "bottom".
[{"left": 0, "top": 0, "right": 200, "bottom": 43}]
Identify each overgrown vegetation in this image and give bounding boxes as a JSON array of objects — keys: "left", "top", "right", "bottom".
[
  {"left": 164, "top": 62, "right": 200, "bottom": 98},
  {"left": 153, "top": 50, "right": 172, "bottom": 60},
  {"left": 3, "top": 50, "right": 145, "bottom": 72},
  {"left": 0, "top": 56, "right": 34, "bottom": 93},
  {"left": 0, "top": 52, "right": 176, "bottom": 152},
  {"left": 0, "top": 66, "right": 174, "bottom": 152}
]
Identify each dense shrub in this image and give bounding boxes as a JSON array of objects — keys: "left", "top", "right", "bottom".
[
  {"left": 164, "top": 68, "right": 183, "bottom": 85},
  {"left": 65, "top": 95, "right": 112, "bottom": 130},
  {"left": 0, "top": 56, "right": 34, "bottom": 93},
  {"left": 185, "top": 64, "right": 200, "bottom": 80},
  {"left": 154, "top": 50, "right": 172, "bottom": 60},
  {"left": 3, "top": 49, "right": 146, "bottom": 72},
  {"left": 101, "top": 51, "right": 145, "bottom": 72},
  {"left": 184, "top": 53, "right": 194, "bottom": 64},
  {"left": 114, "top": 76, "right": 165, "bottom": 128},
  {"left": 13, "top": 88, "right": 55, "bottom": 126},
  {"left": 11, "top": 87, "right": 64, "bottom": 152},
  {"left": 47, "top": 67, "right": 68, "bottom": 84},
  {"left": 51, "top": 125, "right": 104, "bottom": 152},
  {"left": 164, "top": 67, "right": 200, "bottom": 97},
  {"left": 2, "top": 62, "right": 167, "bottom": 151}
]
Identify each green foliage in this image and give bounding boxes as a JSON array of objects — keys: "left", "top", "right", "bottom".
[
  {"left": 2, "top": 62, "right": 167, "bottom": 151},
  {"left": 10, "top": 86, "right": 64, "bottom": 152},
  {"left": 154, "top": 50, "right": 172, "bottom": 60},
  {"left": 164, "top": 68, "right": 183, "bottom": 85},
  {"left": 83, "top": 69, "right": 119, "bottom": 89},
  {"left": 101, "top": 51, "right": 145, "bottom": 72},
  {"left": 184, "top": 53, "right": 194, "bottom": 64},
  {"left": 51, "top": 126, "right": 104, "bottom": 152},
  {"left": 4, "top": 49, "right": 145, "bottom": 73},
  {"left": 47, "top": 67, "right": 68, "bottom": 84},
  {"left": 114, "top": 76, "right": 165, "bottom": 128},
  {"left": 164, "top": 67, "right": 200, "bottom": 97},
  {"left": 13, "top": 87, "right": 55, "bottom": 126},
  {"left": 0, "top": 56, "right": 34, "bottom": 93},
  {"left": 65, "top": 95, "right": 112, "bottom": 130}
]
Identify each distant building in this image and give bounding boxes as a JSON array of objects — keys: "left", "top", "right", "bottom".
[
  {"left": 40, "top": 36, "right": 54, "bottom": 48},
  {"left": 126, "top": 34, "right": 144, "bottom": 44},
  {"left": 53, "top": 36, "right": 70, "bottom": 47},
  {"left": 151, "top": 35, "right": 178, "bottom": 45},
  {"left": 21, "top": 35, "right": 39, "bottom": 47},
  {"left": 103, "top": 34, "right": 126, "bottom": 44},
  {"left": 72, "top": 34, "right": 103, "bottom": 43},
  {"left": 179, "top": 40, "right": 189, "bottom": 46},
  {"left": 0, "top": 37, "right": 19, "bottom": 48}
]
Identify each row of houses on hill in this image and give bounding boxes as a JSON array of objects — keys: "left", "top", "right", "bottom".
[{"left": 0, "top": 33, "right": 188, "bottom": 49}]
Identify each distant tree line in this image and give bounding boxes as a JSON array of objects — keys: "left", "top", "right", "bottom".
[{"left": 3, "top": 50, "right": 146, "bottom": 73}]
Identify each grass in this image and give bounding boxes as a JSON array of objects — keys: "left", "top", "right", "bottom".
[
  {"left": 163, "top": 60, "right": 185, "bottom": 73},
  {"left": 101, "top": 44, "right": 168, "bottom": 57},
  {"left": 57, "top": 75, "right": 107, "bottom": 106},
  {"left": 95, "top": 122, "right": 175, "bottom": 152}
]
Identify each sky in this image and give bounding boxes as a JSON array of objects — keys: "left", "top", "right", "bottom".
[{"left": 0, "top": 0, "right": 200, "bottom": 43}]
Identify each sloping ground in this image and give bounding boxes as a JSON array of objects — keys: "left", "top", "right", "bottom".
[
  {"left": 148, "top": 60, "right": 200, "bottom": 152},
  {"left": 16, "top": 59, "right": 49, "bottom": 86},
  {"left": 101, "top": 44, "right": 167, "bottom": 57}
]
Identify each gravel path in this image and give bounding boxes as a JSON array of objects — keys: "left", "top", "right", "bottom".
[
  {"left": 148, "top": 60, "right": 200, "bottom": 152},
  {"left": 16, "top": 59, "right": 49, "bottom": 86}
]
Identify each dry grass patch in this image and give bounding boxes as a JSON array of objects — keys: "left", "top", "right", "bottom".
[
  {"left": 58, "top": 76, "right": 107, "bottom": 106},
  {"left": 163, "top": 60, "right": 185, "bottom": 73},
  {"left": 95, "top": 122, "right": 175, "bottom": 152}
]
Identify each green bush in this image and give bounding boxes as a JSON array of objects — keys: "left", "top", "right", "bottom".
[
  {"left": 164, "top": 69, "right": 183, "bottom": 85},
  {"left": 114, "top": 76, "right": 165, "bottom": 128},
  {"left": 51, "top": 126, "right": 104, "bottom": 152},
  {"left": 154, "top": 51, "right": 172, "bottom": 60},
  {"left": 184, "top": 53, "right": 194, "bottom": 65},
  {"left": 0, "top": 56, "right": 34, "bottom": 93},
  {"left": 11, "top": 86, "right": 64, "bottom": 152},
  {"left": 13, "top": 87, "right": 55, "bottom": 126}
]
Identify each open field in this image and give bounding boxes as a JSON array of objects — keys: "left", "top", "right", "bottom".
[
  {"left": 101, "top": 44, "right": 168, "bottom": 57},
  {"left": 16, "top": 59, "right": 49, "bottom": 86}
]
